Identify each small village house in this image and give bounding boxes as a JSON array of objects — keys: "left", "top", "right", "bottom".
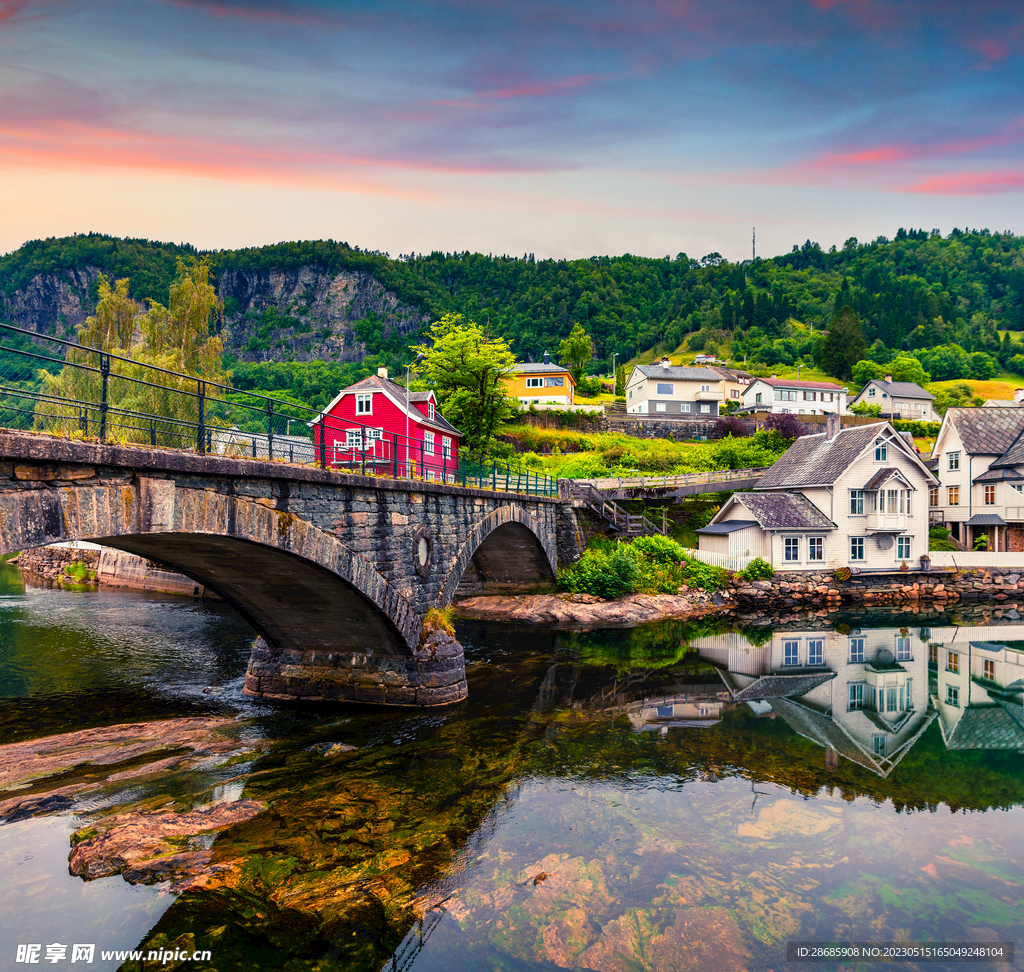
[
  {"left": 625, "top": 359, "right": 723, "bottom": 415},
  {"left": 504, "top": 352, "right": 576, "bottom": 407},
  {"left": 741, "top": 376, "right": 847, "bottom": 416},
  {"left": 930, "top": 406, "right": 1024, "bottom": 550},
  {"left": 698, "top": 415, "right": 936, "bottom": 570},
  {"left": 707, "top": 364, "right": 753, "bottom": 408},
  {"left": 848, "top": 376, "right": 939, "bottom": 422},
  {"left": 309, "top": 367, "right": 462, "bottom": 481}
]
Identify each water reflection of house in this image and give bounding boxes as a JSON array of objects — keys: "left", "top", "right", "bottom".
[
  {"left": 929, "top": 634, "right": 1024, "bottom": 750},
  {"left": 579, "top": 677, "right": 731, "bottom": 734},
  {"left": 692, "top": 627, "right": 935, "bottom": 776}
]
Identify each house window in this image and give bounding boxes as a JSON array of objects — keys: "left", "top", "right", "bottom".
[
  {"left": 885, "top": 684, "right": 897, "bottom": 711},
  {"left": 948, "top": 486, "right": 960, "bottom": 506},
  {"left": 895, "top": 636, "right": 912, "bottom": 660},
  {"left": 984, "top": 658, "right": 995, "bottom": 680},
  {"left": 656, "top": 402, "right": 667, "bottom": 412},
  {"left": 356, "top": 393, "right": 373, "bottom": 415},
  {"left": 700, "top": 384, "right": 711, "bottom": 392},
  {"left": 1013, "top": 483, "right": 1024, "bottom": 495},
  {"left": 680, "top": 403, "right": 691, "bottom": 412},
  {"left": 784, "top": 537, "right": 800, "bottom": 562},
  {"left": 896, "top": 536, "right": 912, "bottom": 560},
  {"left": 875, "top": 442, "right": 887, "bottom": 461},
  {"left": 808, "top": 537, "right": 824, "bottom": 561},
  {"left": 731, "top": 389, "right": 740, "bottom": 398},
  {"left": 985, "top": 484, "right": 996, "bottom": 505},
  {"left": 755, "top": 392, "right": 762, "bottom": 404},
  {"left": 887, "top": 489, "right": 898, "bottom": 514},
  {"left": 849, "top": 683, "right": 864, "bottom": 710},
  {"left": 873, "top": 734, "right": 887, "bottom": 756},
  {"left": 526, "top": 377, "right": 543, "bottom": 388},
  {"left": 803, "top": 390, "right": 816, "bottom": 401},
  {"left": 423, "top": 431, "right": 435, "bottom": 455},
  {"left": 850, "top": 490, "right": 864, "bottom": 515},
  {"left": 948, "top": 452, "right": 960, "bottom": 471},
  {"left": 822, "top": 392, "right": 834, "bottom": 402},
  {"left": 808, "top": 639, "right": 823, "bottom": 666},
  {"left": 442, "top": 437, "right": 452, "bottom": 459},
  {"left": 628, "top": 389, "right": 632, "bottom": 399},
  {"left": 428, "top": 402, "right": 436, "bottom": 419},
  {"left": 783, "top": 640, "right": 799, "bottom": 666},
  {"left": 849, "top": 638, "right": 865, "bottom": 663},
  {"left": 929, "top": 643, "right": 937, "bottom": 665},
  {"left": 700, "top": 404, "right": 710, "bottom": 413},
  {"left": 850, "top": 537, "right": 865, "bottom": 560},
  {"left": 929, "top": 487, "right": 939, "bottom": 507},
  {"left": 906, "top": 678, "right": 914, "bottom": 710},
  {"left": 868, "top": 387, "right": 876, "bottom": 398},
  {"left": 946, "top": 684, "right": 959, "bottom": 707},
  {"left": 545, "top": 376, "right": 564, "bottom": 386},
  {"left": 947, "top": 651, "right": 959, "bottom": 674},
  {"left": 657, "top": 383, "right": 674, "bottom": 395},
  {"left": 899, "top": 489, "right": 911, "bottom": 514},
  {"left": 345, "top": 429, "right": 363, "bottom": 448}
]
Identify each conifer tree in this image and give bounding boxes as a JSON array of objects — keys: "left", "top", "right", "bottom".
[{"left": 818, "top": 306, "right": 865, "bottom": 381}]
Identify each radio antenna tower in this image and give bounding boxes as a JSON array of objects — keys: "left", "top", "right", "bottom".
[{"left": 752, "top": 227, "right": 756, "bottom": 261}]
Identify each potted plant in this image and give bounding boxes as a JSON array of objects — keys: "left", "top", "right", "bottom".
[
  {"left": 900, "top": 561, "right": 909, "bottom": 572},
  {"left": 920, "top": 553, "right": 931, "bottom": 572}
]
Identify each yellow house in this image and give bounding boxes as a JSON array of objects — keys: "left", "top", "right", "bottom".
[{"left": 505, "top": 352, "right": 576, "bottom": 407}]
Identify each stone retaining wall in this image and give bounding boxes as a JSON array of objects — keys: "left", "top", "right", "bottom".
[
  {"left": 730, "top": 567, "right": 1024, "bottom": 609},
  {"left": 16, "top": 544, "right": 99, "bottom": 579}
]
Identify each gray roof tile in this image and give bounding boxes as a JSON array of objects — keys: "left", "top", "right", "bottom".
[
  {"left": 946, "top": 407, "right": 1024, "bottom": 457},
  {"left": 514, "top": 362, "right": 572, "bottom": 374},
  {"left": 756, "top": 422, "right": 889, "bottom": 489},
  {"left": 634, "top": 365, "right": 722, "bottom": 381},
  {"left": 944, "top": 703, "right": 1024, "bottom": 750},
  {"left": 868, "top": 379, "right": 934, "bottom": 400},
  {"left": 732, "top": 673, "right": 835, "bottom": 701},
  {"left": 735, "top": 492, "right": 836, "bottom": 530}
]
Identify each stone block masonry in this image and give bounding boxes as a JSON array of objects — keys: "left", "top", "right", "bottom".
[{"left": 0, "top": 431, "right": 578, "bottom": 707}]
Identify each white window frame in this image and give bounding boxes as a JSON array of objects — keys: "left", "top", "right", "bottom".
[
  {"left": 423, "top": 431, "right": 435, "bottom": 455},
  {"left": 526, "top": 377, "right": 543, "bottom": 388},
  {"left": 428, "top": 402, "right": 436, "bottom": 419},
  {"left": 783, "top": 537, "right": 800, "bottom": 562},
  {"left": 783, "top": 640, "right": 800, "bottom": 666},
  {"left": 656, "top": 382, "right": 674, "bottom": 395},
  {"left": 895, "top": 635, "right": 912, "bottom": 661},
  {"left": 808, "top": 639, "right": 824, "bottom": 666},
  {"left": 656, "top": 402, "right": 667, "bottom": 412},
  {"left": 874, "top": 442, "right": 887, "bottom": 461},
  {"left": 345, "top": 429, "right": 363, "bottom": 448},
  {"left": 356, "top": 393, "right": 373, "bottom": 415},
  {"left": 850, "top": 490, "right": 864, "bottom": 515},
  {"left": 680, "top": 403, "right": 691, "bottom": 412},
  {"left": 849, "top": 638, "right": 865, "bottom": 663},
  {"left": 808, "top": 536, "right": 824, "bottom": 561},
  {"left": 848, "top": 683, "right": 864, "bottom": 710},
  {"left": 442, "top": 436, "right": 452, "bottom": 459},
  {"left": 896, "top": 535, "right": 912, "bottom": 560},
  {"left": 850, "top": 537, "right": 865, "bottom": 561},
  {"left": 948, "top": 451, "right": 960, "bottom": 471}
]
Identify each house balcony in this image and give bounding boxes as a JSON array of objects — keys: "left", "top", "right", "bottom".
[
  {"left": 694, "top": 389, "right": 721, "bottom": 401},
  {"left": 866, "top": 511, "right": 908, "bottom": 532}
]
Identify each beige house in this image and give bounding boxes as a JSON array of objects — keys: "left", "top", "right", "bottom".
[
  {"left": 698, "top": 416, "right": 937, "bottom": 570},
  {"left": 707, "top": 365, "right": 753, "bottom": 409},
  {"left": 625, "top": 359, "right": 723, "bottom": 415},
  {"left": 848, "top": 377, "right": 940, "bottom": 423},
  {"left": 930, "top": 407, "right": 1024, "bottom": 550}
]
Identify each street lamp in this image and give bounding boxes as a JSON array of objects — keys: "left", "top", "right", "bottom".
[{"left": 406, "top": 352, "right": 426, "bottom": 476}]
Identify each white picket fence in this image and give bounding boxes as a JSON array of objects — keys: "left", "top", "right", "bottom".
[
  {"left": 681, "top": 547, "right": 756, "bottom": 572},
  {"left": 925, "top": 551, "right": 1024, "bottom": 569}
]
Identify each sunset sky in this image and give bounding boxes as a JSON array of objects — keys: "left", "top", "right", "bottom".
[{"left": 2, "top": 0, "right": 1023, "bottom": 261}]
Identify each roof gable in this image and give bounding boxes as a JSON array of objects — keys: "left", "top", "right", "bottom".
[
  {"left": 310, "top": 375, "right": 461, "bottom": 437},
  {"left": 724, "top": 492, "right": 836, "bottom": 531},
  {"left": 856, "top": 379, "right": 933, "bottom": 401},
  {"left": 943, "top": 407, "right": 1024, "bottom": 456},
  {"left": 750, "top": 377, "right": 843, "bottom": 391},
  {"left": 756, "top": 422, "right": 933, "bottom": 490}
]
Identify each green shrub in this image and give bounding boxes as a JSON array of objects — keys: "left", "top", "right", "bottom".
[
  {"left": 680, "top": 555, "right": 728, "bottom": 591},
  {"left": 629, "top": 534, "right": 684, "bottom": 566},
  {"left": 558, "top": 547, "right": 637, "bottom": 599},
  {"left": 556, "top": 454, "right": 609, "bottom": 479},
  {"left": 928, "top": 524, "right": 958, "bottom": 551},
  {"left": 735, "top": 557, "right": 774, "bottom": 581}
]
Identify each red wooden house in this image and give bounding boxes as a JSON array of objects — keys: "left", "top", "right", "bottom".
[{"left": 310, "top": 367, "right": 463, "bottom": 481}]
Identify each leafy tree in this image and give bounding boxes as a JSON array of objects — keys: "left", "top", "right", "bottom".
[
  {"left": 614, "top": 363, "right": 626, "bottom": 397},
  {"left": 414, "top": 313, "right": 516, "bottom": 454},
  {"left": 762, "top": 412, "right": 806, "bottom": 440},
  {"left": 557, "top": 322, "right": 592, "bottom": 383},
  {"left": 850, "top": 401, "right": 883, "bottom": 417},
  {"left": 852, "top": 359, "right": 886, "bottom": 385},
  {"left": 918, "top": 344, "right": 972, "bottom": 381},
  {"left": 817, "top": 306, "right": 865, "bottom": 380}
]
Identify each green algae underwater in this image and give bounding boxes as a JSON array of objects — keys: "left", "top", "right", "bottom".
[{"left": 0, "top": 567, "right": 1022, "bottom": 972}]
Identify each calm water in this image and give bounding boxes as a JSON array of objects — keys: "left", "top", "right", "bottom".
[{"left": 1, "top": 563, "right": 1022, "bottom": 971}]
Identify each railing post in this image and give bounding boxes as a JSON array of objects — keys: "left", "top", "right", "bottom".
[
  {"left": 267, "top": 400, "right": 274, "bottom": 461},
  {"left": 196, "top": 380, "right": 206, "bottom": 454},
  {"left": 319, "top": 419, "right": 326, "bottom": 469},
  {"left": 99, "top": 353, "right": 110, "bottom": 443},
  {"left": 361, "top": 424, "right": 366, "bottom": 476},
  {"left": 149, "top": 419, "right": 155, "bottom": 446},
  {"left": 393, "top": 434, "right": 398, "bottom": 478}
]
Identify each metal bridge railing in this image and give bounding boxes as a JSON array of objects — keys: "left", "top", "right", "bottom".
[{"left": 0, "top": 322, "right": 557, "bottom": 497}]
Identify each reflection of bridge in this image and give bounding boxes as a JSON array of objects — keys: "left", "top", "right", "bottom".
[{"left": 0, "top": 432, "right": 576, "bottom": 707}]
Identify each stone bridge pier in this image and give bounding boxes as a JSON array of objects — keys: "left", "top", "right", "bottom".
[{"left": 0, "top": 434, "right": 579, "bottom": 707}]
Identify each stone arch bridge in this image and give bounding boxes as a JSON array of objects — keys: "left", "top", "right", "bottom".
[{"left": 0, "top": 433, "right": 581, "bottom": 707}]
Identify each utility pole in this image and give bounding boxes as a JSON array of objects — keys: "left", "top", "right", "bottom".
[{"left": 752, "top": 227, "right": 756, "bottom": 262}]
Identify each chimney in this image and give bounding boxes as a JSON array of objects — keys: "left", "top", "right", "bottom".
[
  {"left": 770, "top": 374, "right": 778, "bottom": 379},
  {"left": 826, "top": 411, "right": 840, "bottom": 441},
  {"left": 377, "top": 367, "right": 388, "bottom": 379},
  {"left": 661, "top": 357, "right": 671, "bottom": 368},
  {"left": 1015, "top": 388, "right": 1024, "bottom": 403},
  {"left": 885, "top": 374, "right": 893, "bottom": 383},
  {"left": 543, "top": 350, "right": 550, "bottom": 365}
]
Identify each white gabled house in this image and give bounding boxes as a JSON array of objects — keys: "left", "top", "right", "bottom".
[
  {"left": 698, "top": 415, "right": 937, "bottom": 570},
  {"left": 741, "top": 376, "right": 847, "bottom": 416}
]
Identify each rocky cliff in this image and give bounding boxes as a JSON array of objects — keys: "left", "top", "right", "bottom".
[{"left": 0, "top": 264, "right": 429, "bottom": 364}]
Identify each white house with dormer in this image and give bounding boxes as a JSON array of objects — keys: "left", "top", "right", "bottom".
[
  {"left": 625, "top": 359, "right": 723, "bottom": 415},
  {"left": 848, "top": 376, "right": 939, "bottom": 422},
  {"left": 698, "top": 415, "right": 937, "bottom": 570}
]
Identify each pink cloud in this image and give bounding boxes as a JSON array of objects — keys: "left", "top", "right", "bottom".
[
  {"left": 0, "top": 0, "right": 29, "bottom": 21},
  {"left": 434, "top": 73, "right": 600, "bottom": 109},
  {"left": 160, "top": 0, "right": 340, "bottom": 27},
  {"left": 903, "top": 170, "right": 1024, "bottom": 195}
]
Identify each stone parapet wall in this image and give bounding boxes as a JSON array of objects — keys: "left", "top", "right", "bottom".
[{"left": 730, "top": 567, "right": 1024, "bottom": 608}]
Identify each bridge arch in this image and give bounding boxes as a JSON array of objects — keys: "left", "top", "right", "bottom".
[
  {"left": 0, "top": 479, "right": 421, "bottom": 658},
  {"left": 437, "top": 503, "right": 557, "bottom": 605}
]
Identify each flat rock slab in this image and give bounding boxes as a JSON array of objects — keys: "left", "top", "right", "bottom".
[{"left": 452, "top": 592, "right": 726, "bottom": 627}]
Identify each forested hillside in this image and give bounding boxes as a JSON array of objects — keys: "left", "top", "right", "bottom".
[{"left": 2, "top": 228, "right": 1022, "bottom": 391}]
